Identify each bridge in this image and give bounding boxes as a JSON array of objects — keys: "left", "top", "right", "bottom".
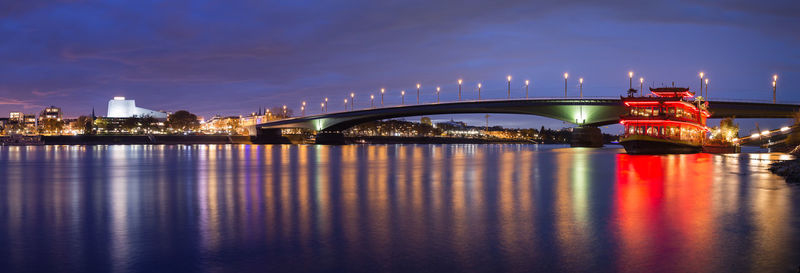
[{"left": 253, "top": 98, "right": 800, "bottom": 145}]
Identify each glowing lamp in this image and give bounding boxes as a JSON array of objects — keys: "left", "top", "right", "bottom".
[
  {"left": 781, "top": 127, "right": 790, "bottom": 132},
  {"left": 761, "top": 130, "right": 770, "bottom": 136},
  {"left": 751, "top": 133, "right": 760, "bottom": 138}
]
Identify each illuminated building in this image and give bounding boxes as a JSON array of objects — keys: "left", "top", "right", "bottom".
[
  {"left": 106, "top": 96, "right": 167, "bottom": 119},
  {"left": 620, "top": 86, "right": 710, "bottom": 154}
]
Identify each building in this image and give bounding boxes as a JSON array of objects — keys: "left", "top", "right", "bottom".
[
  {"left": 107, "top": 97, "right": 167, "bottom": 119},
  {"left": 38, "top": 106, "right": 62, "bottom": 121}
]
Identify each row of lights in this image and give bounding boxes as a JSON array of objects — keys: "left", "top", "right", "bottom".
[
  {"left": 748, "top": 126, "right": 791, "bottom": 140},
  {"left": 291, "top": 71, "right": 781, "bottom": 116}
]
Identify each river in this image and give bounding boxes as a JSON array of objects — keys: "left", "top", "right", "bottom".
[{"left": 0, "top": 144, "right": 798, "bottom": 272}]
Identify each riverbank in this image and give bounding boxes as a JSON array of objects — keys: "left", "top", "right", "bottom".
[{"left": 39, "top": 135, "right": 252, "bottom": 145}]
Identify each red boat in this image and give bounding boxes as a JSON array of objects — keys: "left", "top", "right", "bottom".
[{"left": 620, "top": 87, "right": 710, "bottom": 154}]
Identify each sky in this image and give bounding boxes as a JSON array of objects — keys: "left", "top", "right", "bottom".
[{"left": 0, "top": 0, "right": 798, "bottom": 133}]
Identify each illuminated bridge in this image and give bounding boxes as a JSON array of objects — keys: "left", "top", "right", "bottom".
[{"left": 253, "top": 98, "right": 800, "bottom": 144}]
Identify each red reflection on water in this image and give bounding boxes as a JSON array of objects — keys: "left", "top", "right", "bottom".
[{"left": 614, "top": 153, "right": 714, "bottom": 273}]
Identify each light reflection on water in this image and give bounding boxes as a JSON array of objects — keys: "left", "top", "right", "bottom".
[{"left": 0, "top": 144, "right": 798, "bottom": 273}]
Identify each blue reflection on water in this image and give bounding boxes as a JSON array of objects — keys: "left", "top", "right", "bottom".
[{"left": 0, "top": 144, "right": 798, "bottom": 273}]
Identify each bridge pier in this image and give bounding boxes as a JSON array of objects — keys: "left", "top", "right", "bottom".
[
  {"left": 252, "top": 128, "right": 292, "bottom": 144},
  {"left": 315, "top": 131, "right": 347, "bottom": 145},
  {"left": 570, "top": 126, "right": 603, "bottom": 148}
]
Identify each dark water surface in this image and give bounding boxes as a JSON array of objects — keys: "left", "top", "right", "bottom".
[{"left": 1, "top": 144, "right": 798, "bottom": 273}]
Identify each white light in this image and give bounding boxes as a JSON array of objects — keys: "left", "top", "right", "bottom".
[
  {"left": 781, "top": 126, "right": 790, "bottom": 132},
  {"left": 113, "top": 96, "right": 125, "bottom": 100},
  {"left": 761, "top": 130, "right": 770, "bottom": 136},
  {"left": 751, "top": 133, "right": 760, "bottom": 138}
]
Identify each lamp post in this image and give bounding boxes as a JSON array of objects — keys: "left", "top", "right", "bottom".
[
  {"left": 699, "top": 72, "right": 704, "bottom": 97},
  {"left": 321, "top": 102, "right": 325, "bottom": 113},
  {"left": 525, "top": 80, "right": 530, "bottom": 98},
  {"left": 628, "top": 71, "right": 633, "bottom": 90},
  {"left": 639, "top": 77, "right": 644, "bottom": 96},
  {"left": 458, "top": 79, "right": 463, "bottom": 101},
  {"left": 773, "top": 74, "right": 778, "bottom": 103},
  {"left": 370, "top": 94, "right": 374, "bottom": 108},
  {"left": 381, "top": 88, "right": 385, "bottom": 107},
  {"left": 302, "top": 101, "right": 306, "bottom": 116},
  {"left": 324, "top": 97, "right": 328, "bottom": 112},
  {"left": 350, "top": 92, "right": 354, "bottom": 109},
  {"left": 401, "top": 90, "right": 405, "bottom": 105},
  {"left": 579, "top": 78, "right": 583, "bottom": 98},
  {"left": 705, "top": 78, "right": 709, "bottom": 100},
  {"left": 416, "top": 83, "right": 421, "bottom": 104},
  {"left": 507, "top": 75, "right": 511, "bottom": 99},
  {"left": 564, "top": 73, "right": 569, "bottom": 97},
  {"left": 344, "top": 99, "right": 348, "bottom": 111},
  {"left": 477, "top": 83, "right": 482, "bottom": 100},
  {"left": 282, "top": 105, "right": 287, "bottom": 118},
  {"left": 436, "top": 87, "right": 440, "bottom": 103}
]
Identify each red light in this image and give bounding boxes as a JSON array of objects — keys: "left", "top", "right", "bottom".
[{"left": 619, "top": 119, "right": 710, "bottom": 131}]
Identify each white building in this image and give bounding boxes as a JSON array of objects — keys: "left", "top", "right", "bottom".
[{"left": 106, "top": 97, "right": 167, "bottom": 119}]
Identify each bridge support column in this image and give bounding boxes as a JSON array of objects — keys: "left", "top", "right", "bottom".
[
  {"left": 252, "top": 128, "right": 292, "bottom": 144},
  {"left": 570, "top": 126, "right": 603, "bottom": 148},
  {"left": 315, "top": 131, "right": 346, "bottom": 145}
]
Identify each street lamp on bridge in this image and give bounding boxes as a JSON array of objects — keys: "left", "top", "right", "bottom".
[
  {"left": 436, "top": 86, "right": 440, "bottom": 103},
  {"left": 321, "top": 102, "right": 325, "bottom": 113},
  {"left": 324, "top": 97, "right": 328, "bottom": 112},
  {"left": 350, "top": 92, "right": 354, "bottom": 110},
  {"left": 344, "top": 99, "right": 348, "bottom": 111},
  {"left": 282, "top": 105, "right": 286, "bottom": 118},
  {"left": 699, "top": 72, "right": 704, "bottom": 97},
  {"left": 416, "top": 83, "right": 421, "bottom": 104},
  {"left": 477, "top": 83, "right": 482, "bottom": 100},
  {"left": 301, "top": 101, "right": 306, "bottom": 116},
  {"left": 579, "top": 78, "right": 583, "bottom": 98},
  {"left": 773, "top": 74, "right": 778, "bottom": 103},
  {"left": 639, "top": 77, "right": 644, "bottom": 96},
  {"left": 381, "top": 88, "right": 385, "bottom": 107},
  {"left": 401, "top": 90, "right": 405, "bottom": 105},
  {"left": 628, "top": 71, "right": 634, "bottom": 90},
  {"left": 525, "top": 80, "right": 530, "bottom": 99},
  {"left": 458, "top": 79, "right": 463, "bottom": 101},
  {"left": 705, "top": 78, "right": 709, "bottom": 99},
  {"left": 507, "top": 75, "right": 512, "bottom": 99},
  {"left": 564, "top": 73, "right": 569, "bottom": 98},
  {"left": 370, "top": 94, "right": 374, "bottom": 108}
]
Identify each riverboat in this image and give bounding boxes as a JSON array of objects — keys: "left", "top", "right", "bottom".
[{"left": 620, "top": 87, "right": 710, "bottom": 154}]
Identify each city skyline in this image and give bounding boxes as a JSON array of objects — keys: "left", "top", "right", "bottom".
[{"left": 0, "top": 1, "right": 797, "bottom": 131}]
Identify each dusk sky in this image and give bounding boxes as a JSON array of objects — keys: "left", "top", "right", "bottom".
[{"left": 1, "top": 0, "right": 798, "bottom": 132}]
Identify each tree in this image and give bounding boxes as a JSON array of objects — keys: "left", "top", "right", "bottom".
[
  {"left": 75, "top": 116, "right": 93, "bottom": 134},
  {"left": 140, "top": 116, "right": 160, "bottom": 132},
  {"left": 39, "top": 118, "right": 64, "bottom": 135},
  {"left": 166, "top": 110, "right": 200, "bottom": 132}
]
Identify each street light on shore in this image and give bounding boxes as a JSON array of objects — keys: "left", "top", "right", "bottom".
[
  {"left": 416, "top": 83, "right": 421, "bottom": 104},
  {"left": 507, "top": 75, "right": 512, "bottom": 99},
  {"left": 477, "top": 83, "right": 482, "bottom": 100},
  {"left": 436, "top": 86, "right": 440, "bottom": 103},
  {"left": 773, "top": 74, "right": 778, "bottom": 103},
  {"left": 579, "top": 78, "right": 583, "bottom": 98},
  {"left": 564, "top": 73, "right": 569, "bottom": 97},
  {"left": 381, "top": 88, "right": 385, "bottom": 107},
  {"left": 458, "top": 79, "right": 463, "bottom": 101},
  {"left": 401, "top": 90, "right": 405, "bottom": 105}
]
